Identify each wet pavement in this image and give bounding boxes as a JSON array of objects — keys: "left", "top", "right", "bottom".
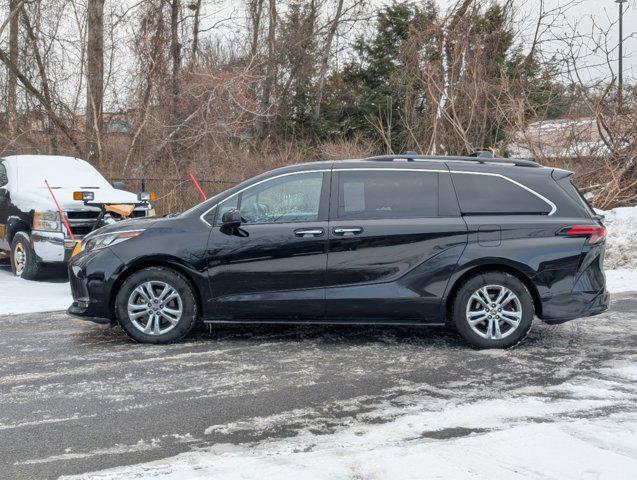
[{"left": 1, "top": 293, "right": 636, "bottom": 479}]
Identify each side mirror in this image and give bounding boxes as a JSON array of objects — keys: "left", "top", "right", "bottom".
[
  {"left": 221, "top": 209, "right": 242, "bottom": 229},
  {"left": 112, "top": 181, "right": 127, "bottom": 190}
]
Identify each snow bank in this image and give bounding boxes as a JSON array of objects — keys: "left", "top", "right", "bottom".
[
  {"left": 0, "top": 265, "right": 72, "bottom": 315},
  {"left": 597, "top": 205, "right": 637, "bottom": 270},
  {"left": 606, "top": 268, "right": 637, "bottom": 294},
  {"left": 63, "top": 364, "right": 637, "bottom": 480}
]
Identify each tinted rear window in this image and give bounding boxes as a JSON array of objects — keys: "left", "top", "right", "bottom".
[
  {"left": 337, "top": 171, "right": 438, "bottom": 219},
  {"left": 556, "top": 176, "right": 594, "bottom": 217},
  {"left": 451, "top": 173, "right": 551, "bottom": 215}
]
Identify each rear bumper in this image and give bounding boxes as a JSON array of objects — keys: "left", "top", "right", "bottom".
[{"left": 540, "top": 289, "right": 610, "bottom": 324}]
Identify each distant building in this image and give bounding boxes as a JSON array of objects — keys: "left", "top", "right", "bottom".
[
  {"left": 508, "top": 117, "right": 609, "bottom": 160},
  {"left": 105, "top": 119, "right": 133, "bottom": 134}
]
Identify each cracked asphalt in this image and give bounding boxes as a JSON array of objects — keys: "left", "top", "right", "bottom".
[{"left": 0, "top": 292, "right": 635, "bottom": 479}]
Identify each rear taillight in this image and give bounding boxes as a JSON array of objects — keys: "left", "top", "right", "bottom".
[{"left": 557, "top": 225, "right": 606, "bottom": 244}]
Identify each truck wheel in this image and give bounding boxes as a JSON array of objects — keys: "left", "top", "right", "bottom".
[
  {"left": 451, "top": 272, "right": 534, "bottom": 349},
  {"left": 10, "top": 232, "right": 43, "bottom": 280},
  {"left": 115, "top": 267, "right": 198, "bottom": 344}
]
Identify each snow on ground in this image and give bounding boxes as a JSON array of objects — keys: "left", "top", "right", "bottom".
[
  {"left": 605, "top": 268, "right": 637, "bottom": 293},
  {"left": 0, "top": 264, "right": 72, "bottom": 315},
  {"left": 64, "top": 362, "right": 637, "bottom": 480}
]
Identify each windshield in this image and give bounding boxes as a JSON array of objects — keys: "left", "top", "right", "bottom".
[{"left": 16, "top": 156, "right": 111, "bottom": 190}]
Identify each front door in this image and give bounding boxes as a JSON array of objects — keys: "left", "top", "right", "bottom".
[
  {"left": 206, "top": 170, "right": 331, "bottom": 320},
  {"left": 325, "top": 167, "right": 468, "bottom": 322}
]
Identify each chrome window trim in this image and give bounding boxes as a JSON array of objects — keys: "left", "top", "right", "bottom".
[
  {"left": 199, "top": 167, "right": 556, "bottom": 226},
  {"left": 450, "top": 171, "right": 557, "bottom": 215}
]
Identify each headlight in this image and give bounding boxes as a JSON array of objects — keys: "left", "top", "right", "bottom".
[
  {"left": 147, "top": 208, "right": 156, "bottom": 218},
  {"left": 33, "top": 211, "right": 61, "bottom": 232},
  {"left": 82, "top": 230, "right": 144, "bottom": 254}
]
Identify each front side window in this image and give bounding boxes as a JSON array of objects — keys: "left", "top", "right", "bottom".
[
  {"left": 336, "top": 170, "right": 438, "bottom": 220},
  {"left": 0, "top": 162, "right": 7, "bottom": 187},
  {"left": 217, "top": 172, "right": 324, "bottom": 225}
]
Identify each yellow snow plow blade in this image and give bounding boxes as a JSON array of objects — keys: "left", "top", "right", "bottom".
[
  {"left": 105, "top": 204, "right": 136, "bottom": 218},
  {"left": 71, "top": 241, "right": 82, "bottom": 258}
]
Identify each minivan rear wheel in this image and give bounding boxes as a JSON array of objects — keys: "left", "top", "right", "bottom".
[
  {"left": 451, "top": 272, "right": 533, "bottom": 349},
  {"left": 115, "top": 267, "right": 198, "bottom": 344}
]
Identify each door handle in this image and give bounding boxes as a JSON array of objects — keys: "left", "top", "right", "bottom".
[
  {"left": 333, "top": 227, "right": 363, "bottom": 236},
  {"left": 294, "top": 228, "right": 324, "bottom": 237}
]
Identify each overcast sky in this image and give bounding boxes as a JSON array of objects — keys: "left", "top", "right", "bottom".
[
  {"left": 202, "top": 0, "right": 637, "bottom": 83},
  {"left": 383, "top": 0, "right": 637, "bottom": 82},
  {"left": 514, "top": 0, "right": 637, "bottom": 82}
]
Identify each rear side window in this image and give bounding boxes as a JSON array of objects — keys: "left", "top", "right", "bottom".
[
  {"left": 451, "top": 173, "right": 551, "bottom": 215},
  {"left": 556, "top": 176, "right": 594, "bottom": 217},
  {"left": 0, "top": 162, "right": 7, "bottom": 187},
  {"left": 336, "top": 171, "right": 438, "bottom": 220}
]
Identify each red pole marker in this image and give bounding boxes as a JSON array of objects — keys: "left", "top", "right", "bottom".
[
  {"left": 45, "top": 180, "right": 76, "bottom": 241},
  {"left": 189, "top": 172, "right": 208, "bottom": 200}
]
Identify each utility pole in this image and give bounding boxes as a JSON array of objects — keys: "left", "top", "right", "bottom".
[{"left": 616, "top": 0, "right": 628, "bottom": 111}]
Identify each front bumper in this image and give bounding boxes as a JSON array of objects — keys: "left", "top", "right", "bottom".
[
  {"left": 31, "top": 230, "right": 76, "bottom": 263},
  {"left": 67, "top": 301, "right": 112, "bottom": 324},
  {"left": 67, "top": 248, "right": 123, "bottom": 324}
]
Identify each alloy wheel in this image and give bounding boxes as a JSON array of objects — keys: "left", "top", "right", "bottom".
[
  {"left": 127, "top": 281, "right": 183, "bottom": 336},
  {"left": 465, "top": 284, "right": 522, "bottom": 340}
]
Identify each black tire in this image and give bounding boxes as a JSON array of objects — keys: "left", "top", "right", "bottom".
[
  {"left": 451, "top": 272, "right": 534, "bottom": 349},
  {"left": 115, "top": 266, "right": 198, "bottom": 344},
  {"left": 10, "top": 232, "right": 43, "bottom": 280}
]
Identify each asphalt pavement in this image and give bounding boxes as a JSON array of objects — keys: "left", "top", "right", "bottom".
[{"left": 1, "top": 293, "right": 636, "bottom": 479}]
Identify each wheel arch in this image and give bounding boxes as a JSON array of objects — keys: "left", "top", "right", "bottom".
[
  {"left": 109, "top": 259, "right": 204, "bottom": 322},
  {"left": 6, "top": 216, "right": 30, "bottom": 245},
  {"left": 445, "top": 263, "right": 542, "bottom": 323}
]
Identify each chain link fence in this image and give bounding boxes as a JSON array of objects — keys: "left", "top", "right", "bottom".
[{"left": 109, "top": 177, "right": 239, "bottom": 216}]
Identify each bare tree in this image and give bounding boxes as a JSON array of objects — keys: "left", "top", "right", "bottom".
[
  {"left": 191, "top": 0, "right": 202, "bottom": 63},
  {"left": 86, "top": 0, "right": 105, "bottom": 163},
  {"left": 248, "top": 0, "right": 265, "bottom": 59},
  {"left": 170, "top": 0, "right": 181, "bottom": 121},
  {"left": 256, "top": 0, "right": 276, "bottom": 140},
  {"left": 21, "top": 9, "right": 58, "bottom": 153},
  {"left": 123, "top": 0, "right": 167, "bottom": 172},
  {"left": 314, "top": 0, "right": 344, "bottom": 119},
  {"left": 6, "top": 0, "right": 20, "bottom": 143}
]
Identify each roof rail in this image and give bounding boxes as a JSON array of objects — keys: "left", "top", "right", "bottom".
[{"left": 363, "top": 153, "right": 540, "bottom": 168}]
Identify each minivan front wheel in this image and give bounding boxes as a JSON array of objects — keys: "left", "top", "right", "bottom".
[
  {"left": 452, "top": 272, "right": 534, "bottom": 349},
  {"left": 115, "top": 267, "right": 198, "bottom": 344}
]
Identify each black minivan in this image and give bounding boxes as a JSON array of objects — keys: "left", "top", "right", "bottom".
[{"left": 68, "top": 154, "right": 608, "bottom": 348}]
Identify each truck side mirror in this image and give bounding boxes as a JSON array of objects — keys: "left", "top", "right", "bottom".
[{"left": 112, "top": 181, "right": 126, "bottom": 190}]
